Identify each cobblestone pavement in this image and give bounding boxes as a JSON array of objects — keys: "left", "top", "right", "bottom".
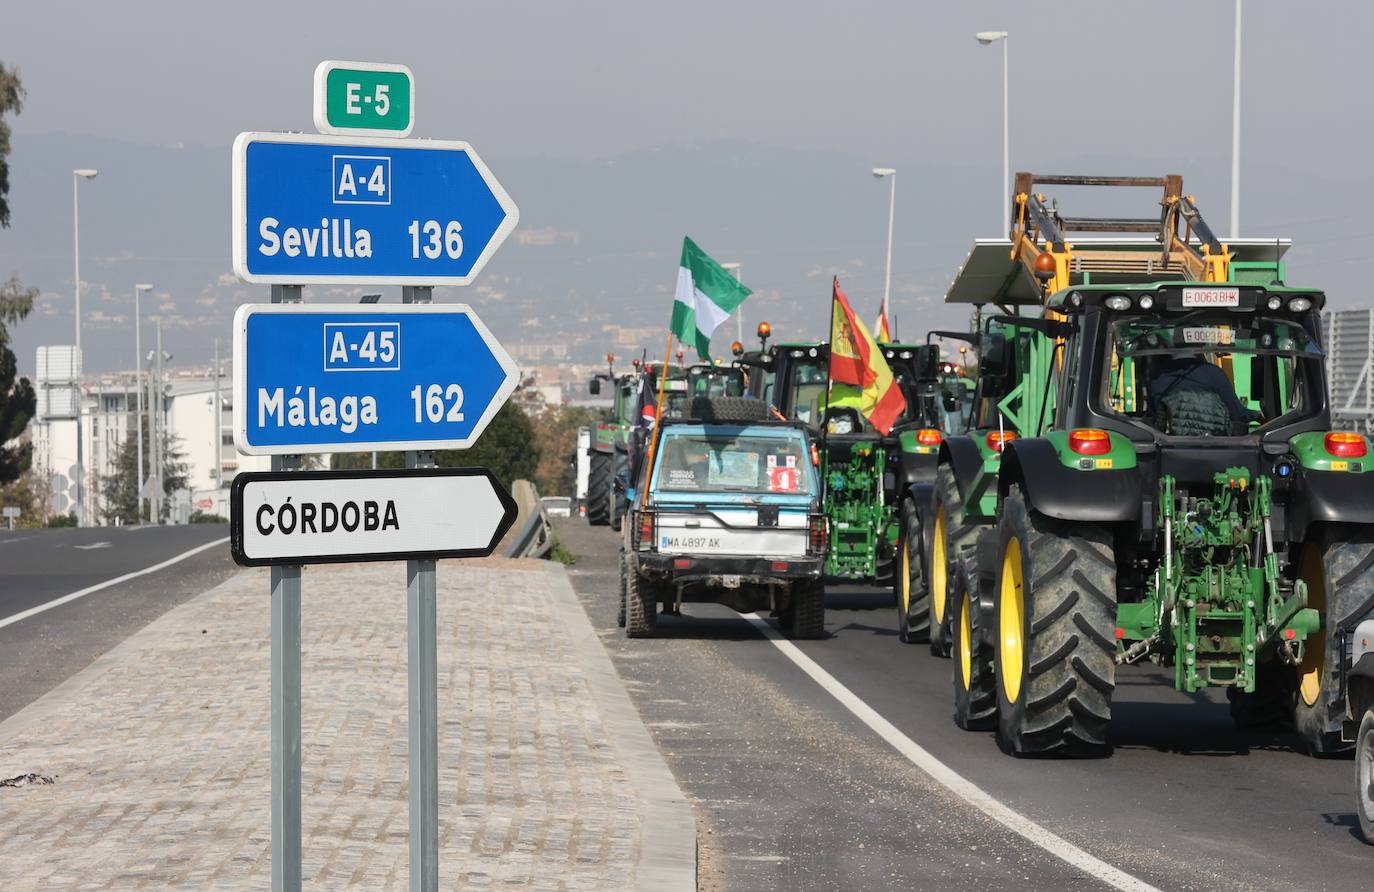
[{"left": 0, "top": 558, "right": 691, "bottom": 890}]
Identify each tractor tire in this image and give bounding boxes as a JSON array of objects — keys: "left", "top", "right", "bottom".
[
  {"left": 786, "top": 580, "right": 826, "bottom": 640},
  {"left": 1293, "top": 527, "right": 1374, "bottom": 756},
  {"left": 953, "top": 568, "right": 997, "bottom": 731},
  {"left": 927, "top": 465, "right": 968, "bottom": 658},
  {"left": 993, "top": 485, "right": 1117, "bottom": 757},
  {"left": 608, "top": 451, "right": 629, "bottom": 532},
  {"left": 586, "top": 451, "right": 612, "bottom": 526},
  {"left": 616, "top": 546, "right": 628, "bottom": 628},
  {"left": 689, "top": 395, "right": 770, "bottom": 424},
  {"left": 1357, "top": 707, "right": 1374, "bottom": 843},
  {"left": 894, "top": 499, "right": 927, "bottom": 643},
  {"left": 624, "top": 554, "right": 657, "bottom": 638}
]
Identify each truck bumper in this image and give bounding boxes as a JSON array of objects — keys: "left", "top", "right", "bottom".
[{"left": 636, "top": 551, "right": 824, "bottom": 587}]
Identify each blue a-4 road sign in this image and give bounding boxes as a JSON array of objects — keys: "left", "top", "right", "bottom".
[
  {"left": 232, "top": 132, "right": 519, "bottom": 286},
  {"left": 232, "top": 304, "right": 517, "bottom": 454}
]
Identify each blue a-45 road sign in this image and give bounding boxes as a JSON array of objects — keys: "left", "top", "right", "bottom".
[
  {"left": 231, "top": 132, "right": 519, "bottom": 286},
  {"left": 232, "top": 304, "right": 517, "bottom": 454}
]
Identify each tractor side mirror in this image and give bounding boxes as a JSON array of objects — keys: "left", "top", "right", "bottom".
[{"left": 589, "top": 378, "right": 602, "bottom": 395}]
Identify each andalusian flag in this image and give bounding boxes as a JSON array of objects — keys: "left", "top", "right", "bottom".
[
  {"left": 671, "top": 237, "right": 752, "bottom": 360},
  {"left": 830, "top": 278, "right": 907, "bottom": 435},
  {"left": 873, "top": 297, "right": 892, "bottom": 344}
]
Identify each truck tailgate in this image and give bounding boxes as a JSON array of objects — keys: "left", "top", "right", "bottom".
[{"left": 656, "top": 509, "right": 808, "bottom": 557}]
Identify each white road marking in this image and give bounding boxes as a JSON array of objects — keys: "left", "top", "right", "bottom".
[
  {"left": 74, "top": 541, "right": 112, "bottom": 550},
  {"left": 0, "top": 538, "right": 229, "bottom": 630},
  {"left": 742, "top": 613, "right": 1161, "bottom": 892}
]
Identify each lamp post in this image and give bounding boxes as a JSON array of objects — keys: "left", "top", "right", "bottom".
[
  {"left": 720, "top": 262, "right": 743, "bottom": 343},
  {"left": 134, "top": 283, "right": 153, "bottom": 522},
  {"left": 1230, "top": 0, "right": 1242, "bottom": 238},
  {"left": 975, "top": 31, "right": 1009, "bottom": 232},
  {"left": 871, "top": 168, "right": 896, "bottom": 334},
  {"left": 72, "top": 168, "right": 98, "bottom": 526}
]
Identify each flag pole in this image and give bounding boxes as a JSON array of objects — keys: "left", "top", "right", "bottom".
[{"left": 638, "top": 330, "right": 675, "bottom": 510}]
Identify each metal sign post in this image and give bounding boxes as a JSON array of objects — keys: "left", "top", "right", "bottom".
[
  {"left": 403, "top": 283, "right": 438, "bottom": 889},
  {"left": 269, "top": 283, "right": 302, "bottom": 892},
  {"left": 232, "top": 60, "right": 518, "bottom": 892}
]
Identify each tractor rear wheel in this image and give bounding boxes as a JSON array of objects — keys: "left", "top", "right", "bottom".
[
  {"left": 624, "top": 554, "right": 657, "bottom": 638},
  {"left": 993, "top": 485, "right": 1116, "bottom": 757},
  {"left": 1293, "top": 527, "right": 1374, "bottom": 755},
  {"left": 927, "top": 465, "right": 966, "bottom": 658},
  {"left": 953, "top": 570, "right": 997, "bottom": 730},
  {"left": 894, "top": 500, "right": 927, "bottom": 643},
  {"left": 608, "top": 451, "right": 629, "bottom": 532},
  {"left": 586, "top": 451, "right": 612, "bottom": 526},
  {"left": 616, "top": 546, "right": 628, "bottom": 628}
]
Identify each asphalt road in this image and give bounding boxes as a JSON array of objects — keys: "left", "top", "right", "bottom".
[
  {"left": 555, "top": 517, "right": 1372, "bottom": 892},
  {"left": 0, "top": 524, "right": 236, "bottom": 721}
]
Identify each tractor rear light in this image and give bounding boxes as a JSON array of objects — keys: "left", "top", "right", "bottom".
[
  {"left": 1266, "top": 296, "right": 1283, "bottom": 311},
  {"left": 916, "top": 428, "right": 943, "bottom": 446},
  {"left": 1287, "top": 297, "right": 1313, "bottom": 313},
  {"left": 809, "top": 515, "right": 829, "bottom": 553},
  {"left": 1284, "top": 628, "right": 1297, "bottom": 641},
  {"left": 1325, "top": 432, "right": 1368, "bottom": 458},
  {"left": 1136, "top": 295, "right": 1155, "bottom": 310},
  {"left": 985, "top": 430, "right": 1017, "bottom": 453},
  {"left": 1105, "top": 295, "right": 1132, "bottom": 311},
  {"left": 1114, "top": 627, "right": 1125, "bottom": 640},
  {"left": 638, "top": 511, "right": 656, "bottom": 548},
  {"left": 1068, "top": 428, "right": 1111, "bottom": 456}
]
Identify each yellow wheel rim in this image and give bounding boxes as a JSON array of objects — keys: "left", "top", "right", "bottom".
[
  {"left": 1298, "top": 543, "right": 1326, "bottom": 708},
  {"left": 931, "top": 507, "right": 948, "bottom": 624},
  {"left": 900, "top": 537, "right": 911, "bottom": 615},
  {"left": 998, "top": 536, "right": 1025, "bottom": 704},
  {"left": 959, "top": 590, "right": 973, "bottom": 690}
]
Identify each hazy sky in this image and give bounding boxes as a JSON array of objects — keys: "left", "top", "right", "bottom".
[
  {"left": 4, "top": 1, "right": 1374, "bottom": 376},
  {"left": 6, "top": 1, "right": 1371, "bottom": 179}
]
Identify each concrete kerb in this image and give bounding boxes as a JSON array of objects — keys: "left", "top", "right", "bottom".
[{"left": 541, "top": 560, "right": 698, "bottom": 892}]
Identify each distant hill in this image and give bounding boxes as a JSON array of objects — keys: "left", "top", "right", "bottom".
[{"left": 1, "top": 133, "right": 1367, "bottom": 375}]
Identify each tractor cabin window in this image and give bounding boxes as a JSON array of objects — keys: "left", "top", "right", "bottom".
[{"left": 1102, "top": 314, "right": 1322, "bottom": 438}]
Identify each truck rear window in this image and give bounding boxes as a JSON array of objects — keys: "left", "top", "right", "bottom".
[{"left": 657, "top": 433, "right": 811, "bottom": 494}]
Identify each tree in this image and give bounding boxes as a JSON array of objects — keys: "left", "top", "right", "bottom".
[
  {"left": 332, "top": 401, "right": 540, "bottom": 492},
  {"left": 99, "top": 416, "right": 190, "bottom": 524},
  {"left": 530, "top": 404, "right": 598, "bottom": 496},
  {"left": 0, "top": 63, "right": 35, "bottom": 486}
]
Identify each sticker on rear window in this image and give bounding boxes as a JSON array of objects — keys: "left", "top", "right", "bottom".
[{"left": 769, "top": 467, "right": 801, "bottom": 492}]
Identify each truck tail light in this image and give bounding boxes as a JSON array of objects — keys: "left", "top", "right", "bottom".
[
  {"left": 985, "top": 430, "right": 1017, "bottom": 453},
  {"left": 1325, "top": 431, "right": 1368, "bottom": 458},
  {"left": 809, "top": 515, "right": 829, "bottom": 553},
  {"left": 1068, "top": 428, "right": 1111, "bottom": 456},
  {"left": 916, "top": 428, "right": 942, "bottom": 446},
  {"left": 638, "top": 511, "right": 655, "bottom": 548}
]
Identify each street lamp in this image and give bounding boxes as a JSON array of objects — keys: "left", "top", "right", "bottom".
[
  {"left": 134, "top": 283, "right": 153, "bottom": 522},
  {"left": 871, "top": 168, "right": 896, "bottom": 339},
  {"left": 975, "top": 31, "right": 1009, "bottom": 233},
  {"left": 1230, "top": 0, "right": 1242, "bottom": 238},
  {"left": 72, "top": 168, "right": 98, "bottom": 526},
  {"left": 720, "top": 262, "right": 743, "bottom": 342}
]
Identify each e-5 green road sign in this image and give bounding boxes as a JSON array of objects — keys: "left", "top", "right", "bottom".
[{"left": 313, "top": 60, "right": 414, "bottom": 138}]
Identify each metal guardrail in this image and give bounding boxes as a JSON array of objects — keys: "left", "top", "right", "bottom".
[{"left": 503, "top": 480, "right": 554, "bottom": 559}]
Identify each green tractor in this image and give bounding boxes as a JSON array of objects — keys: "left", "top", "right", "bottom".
[
  {"left": 744, "top": 338, "right": 970, "bottom": 589},
  {"left": 586, "top": 365, "right": 638, "bottom": 528},
  {"left": 938, "top": 173, "right": 1374, "bottom": 756}
]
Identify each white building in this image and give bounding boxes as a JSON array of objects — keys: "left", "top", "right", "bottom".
[{"left": 29, "top": 349, "right": 270, "bottom": 525}]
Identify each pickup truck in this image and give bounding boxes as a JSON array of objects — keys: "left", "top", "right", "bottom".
[{"left": 619, "top": 416, "right": 828, "bottom": 639}]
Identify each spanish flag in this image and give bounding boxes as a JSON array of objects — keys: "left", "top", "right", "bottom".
[
  {"left": 873, "top": 296, "right": 892, "bottom": 344},
  {"left": 829, "top": 278, "right": 907, "bottom": 436}
]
